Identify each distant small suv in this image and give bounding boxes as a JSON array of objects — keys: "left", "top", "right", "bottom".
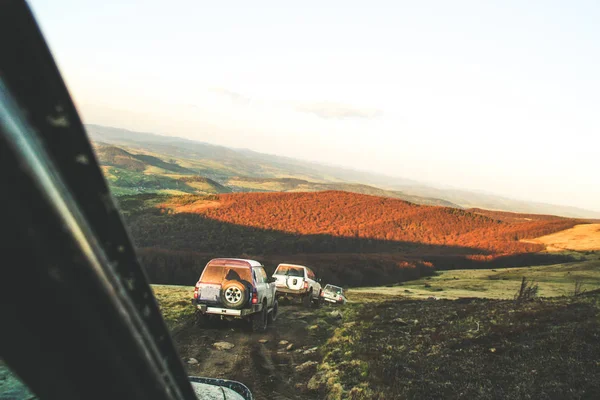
[
  {"left": 321, "top": 284, "right": 347, "bottom": 305},
  {"left": 272, "top": 263, "right": 322, "bottom": 308},
  {"left": 192, "top": 258, "right": 278, "bottom": 332}
]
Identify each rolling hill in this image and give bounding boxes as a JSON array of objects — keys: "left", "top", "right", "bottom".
[
  {"left": 118, "top": 191, "right": 583, "bottom": 286},
  {"left": 92, "top": 141, "right": 458, "bottom": 206},
  {"left": 224, "top": 176, "right": 459, "bottom": 207},
  {"left": 86, "top": 124, "right": 600, "bottom": 219},
  {"left": 95, "top": 144, "right": 231, "bottom": 196}
]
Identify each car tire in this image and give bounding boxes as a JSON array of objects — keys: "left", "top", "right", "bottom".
[
  {"left": 302, "top": 290, "right": 312, "bottom": 308},
  {"left": 220, "top": 280, "right": 248, "bottom": 309},
  {"left": 251, "top": 303, "right": 268, "bottom": 332},
  {"left": 313, "top": 292, "right": 323, "bottom": 309},
  {"left": 268, "top": 299, "right": 278, "bottom": 324}
]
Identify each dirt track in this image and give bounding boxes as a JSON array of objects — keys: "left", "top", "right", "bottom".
[{"left": 174, "top": 304, "right": 336, "bottom": 400}]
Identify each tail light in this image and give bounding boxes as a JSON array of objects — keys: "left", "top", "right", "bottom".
[
  {"left": 320, "top": 291, "right": 324, "bottom": 297},
  {"left": 338, "top": 296, "right": 343, "bottom": 301},
  {"left": 251, "top": 289, "right": 258, "bottom": 304},
  {"left": 193, "top": 283, "right": 200, "bottom": 299},
  {"left": 303, "top": 281, "right": 308, "bottom": 290}
]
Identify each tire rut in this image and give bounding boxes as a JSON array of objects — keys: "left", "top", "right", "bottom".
[{"left": 174, "top": 305, "right": 331, "bottom": 400}]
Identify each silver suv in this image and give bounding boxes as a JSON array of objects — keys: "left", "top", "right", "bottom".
[
  {"left": 272, "top": 263, "right": 322, "bottom": 308},
  {"left": 192, "top": 258, "right": 278, "bottom": 332}
]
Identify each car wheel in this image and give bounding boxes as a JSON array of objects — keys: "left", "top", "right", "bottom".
[
  {"left": 220, "top": 280, "right": 248, "bottom": 309},
  {"left": 312, "top": 291, "right": 323, "bottom": 308},
  {"left": 302, "top": 290, "right": 312, "bottom": 308},
  {"left": 267, "top": 299, "right": 278, "bottom": 324},
  {"left": 251, "top": 303, "right": 268, "bottom": 332}
]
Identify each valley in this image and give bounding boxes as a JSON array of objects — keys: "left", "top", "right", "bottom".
[{"left": 91, "top": 124, "right": 600, "bottom": 399}]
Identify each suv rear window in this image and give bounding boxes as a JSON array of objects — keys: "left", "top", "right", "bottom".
[
  {"left": 325, "top": 285, "right": 343, "bottom": 294},
  {"left": 275, "top": 265, "right": 304, "bottom": 277},
  {"left": 200, "top": 265, "right": 252, "bottom": 284}
]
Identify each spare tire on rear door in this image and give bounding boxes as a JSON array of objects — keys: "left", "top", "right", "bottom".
[{"left": 221, "top": 280, "right": 248, "bottom": 309}]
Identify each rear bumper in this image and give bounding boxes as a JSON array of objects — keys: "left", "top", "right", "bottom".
[
  {"left": 192, "top": 299, "right": 262, "bottom": 317},
  {"left": 275, "top": 287, "right": 308, "bottom": 296},
  {"left": 323, "top": 297, "right": 344, "bottom": 304}
]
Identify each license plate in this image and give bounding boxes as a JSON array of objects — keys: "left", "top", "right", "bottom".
[{"left": 199, "top": 285, "right": 220, "bottom": 301}]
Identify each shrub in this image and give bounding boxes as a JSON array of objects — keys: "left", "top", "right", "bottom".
[
  {"left": 573, "top": 280, "right": 586, "bottom": 296},
  {"left": 514, "top": 277, "right": 538, "bottom": 302}
]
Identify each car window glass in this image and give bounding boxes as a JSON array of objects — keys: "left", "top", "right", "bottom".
[
  {"left": 258, "top": 268, "right": 268, "bottom": 283},
  {"left": 201, "top": 265, "right": 251, "bottom": 283},
  {"left": 275, "top": 265, "right": 304, "bottom": 277},
  {"left": 307, "top": 269, "right": 315, "bottom": 280}
]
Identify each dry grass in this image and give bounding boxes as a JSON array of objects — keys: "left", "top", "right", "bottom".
[
  {"left": 159, "top": 199, "right": 222, "bottom": 213},
  {"left": 314, "top": 292, "right": 600, "bottom": 399},
  {"left": 522, "top": 223, "right": 600, "bottom": 252}
]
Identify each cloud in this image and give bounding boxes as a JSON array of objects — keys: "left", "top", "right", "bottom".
[
  {"left": 209, "top": 87, "right": 251, "bottom": 105},
  {"left": 295, "top": 102, "right": 383, "bottom": 119}
]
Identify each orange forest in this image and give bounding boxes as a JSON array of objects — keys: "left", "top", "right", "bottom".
[{"left": 120, "top": 191, "right": 582, "bottom": 286}]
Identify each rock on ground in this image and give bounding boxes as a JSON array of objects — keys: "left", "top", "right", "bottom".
[
  {"left": 213, "top": 341, "right": 235, "bottom": 350},
  {"left": 295, "top": 361, "right": 318, "bottom": 372}
]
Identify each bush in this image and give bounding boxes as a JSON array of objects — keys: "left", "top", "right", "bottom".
[
  {"left": 514, "top": 277, "right": 538, "bottom": 302},
  {"left": 573, "top": 280, "right": 586, "bottom": 296}
]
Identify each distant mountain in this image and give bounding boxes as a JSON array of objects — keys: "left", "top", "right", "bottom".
[
  {"left": 390, "top": 185, "right": 600, "bottom": 219},
  {"left": 86, "top": 124, "right": 600, "bottom": 218}
]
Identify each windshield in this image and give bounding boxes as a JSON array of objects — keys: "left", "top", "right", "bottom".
[{"left": 13, "top": 1, "right": 600, "bottom": 400}]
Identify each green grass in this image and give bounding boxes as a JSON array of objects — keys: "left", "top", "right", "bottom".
[
  {"left": 106, "top": 167, "right": 197, "bottom": 193},
  {"left": 151, "top": 285, "right": 196, "bottom": 331},
  {"left": 350, "top": 252, "right": 600, "bottom": 300}
]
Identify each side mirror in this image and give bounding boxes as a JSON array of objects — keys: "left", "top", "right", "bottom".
[
  {"left": 317, "top": 278, "right": 322, "bottom": 283},
  {"left": 268, "top": 277, "right": 277, "bottom": 283},
  {"left": 189, "top": 377, "right": 252, "bottom": 399}
]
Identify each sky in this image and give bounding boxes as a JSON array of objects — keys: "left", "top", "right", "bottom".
[{"left": 29, "top": 0, "right": 600, "bottom": 212}]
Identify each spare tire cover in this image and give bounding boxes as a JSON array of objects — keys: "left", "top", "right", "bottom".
[
  {"left": 286, "top": 276, "right": 303, "bottom": 290},
  {"left": 220, "top": 280, "right": 248, "bottom": 309}
]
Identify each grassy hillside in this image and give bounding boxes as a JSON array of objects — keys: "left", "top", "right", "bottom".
[
  {"left": 352, "top": 252, "right": 600, "bottom": 299},
  {"left": 521, "top": 223, "right": 600, "bottom": 252},
  {"left": 225, "top": 176, "right": 460, "bottom": 207},
  {"left": 94, "top": 143, "right": 232, "bottom": 195},
  {"left": 86, "top": 124, "right": 600, "bottom": 218},
  {"left": 93, "top": 141, "right": 457, "bottom": 207},
  {"left": 118, "top": 191, "right": 584, "bottom": 287}
]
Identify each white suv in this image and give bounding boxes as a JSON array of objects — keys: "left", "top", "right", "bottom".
[
  {"left": 272, "top": 263, "right": 322, "bottom": 308},
  {"left": 192, "top": 258, "right": 278, "bottom": 332}
]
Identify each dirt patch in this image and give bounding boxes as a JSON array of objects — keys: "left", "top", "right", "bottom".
[{"left": 173, "top": 305, "right": 338, "bottom": 400}]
